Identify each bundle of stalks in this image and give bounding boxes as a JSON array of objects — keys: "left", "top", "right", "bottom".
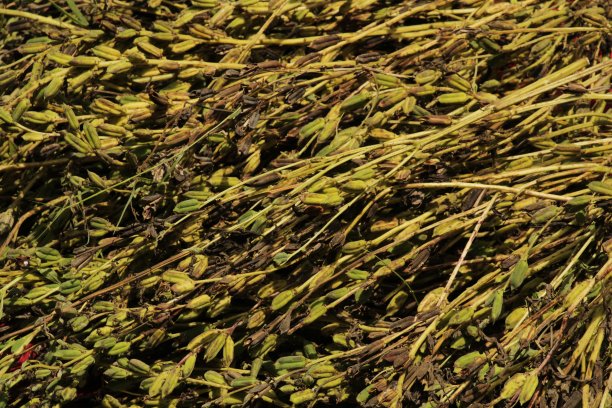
[{"left": 0, "top": 0, "right": 610, "bottom": 406}]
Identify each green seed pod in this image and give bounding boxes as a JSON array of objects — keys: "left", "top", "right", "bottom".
[
  {"left": 108, "top": 341, "right": 131, "bottom": 356},
  {"left": 438, "top": 92, "right": 471, "bottom": 104},
  {"left": 449, "top": 307, "right": 474, "bottom": 326},
  {"left": 182, "top": 354, "right": 197, "bottom": 378},
  {"left": 505, "top": 307, "right": 528, "bottom": 330},
  {"left": 532, "top": 205, "right": 561, "bottom": 223},
  {"left": 70, "top": 315, "right": 89, "bottom": 332},
  {"left": 491, "top": 290, "right": 503, "bottom": 322},
  {"left": 415, "top": 69, "right": 440, "bottom": 84},
  {"left": 290, "top": 390, "right": 316, "bottom": 405},
  {"left": 12, "top": 99, "right": 31, "bottom": 121},
  {"left": 43, "top": 76, "right": 64, "bottom": 99},
  {"left": 509, "top": 260, "right": 528, "bottom": 290},
  {"left": 340, "top": 91, "right": 370, "bottom": 112},
  {"left": 128, "top": 359, "right": 151, "bottom": 375},
  {"left": 519, "top": 374, "right": 539, "bottom": 404},
  {"left": 588, "top": 181, "right": 612, "bottom": 196},
  {"left": 230, "top": 377, "right": 258, "bottom": 387},
  {"left": 204, "top": 370, "right": 227, "bottom": 386},
  {"left": 271, "top": 289, "right": 296, "bottom": 311},
  {"left": 204, "top": 333, "right": 227, "bottom": 362},
  {"left": 454, "top": 351, "right": 485, "bottom": 370},
  {"left": 275, "top": 355, "right": 306, "bottom": 370},
  {"left": 500, "top": 373, "right": 526, "bottom": 400}
]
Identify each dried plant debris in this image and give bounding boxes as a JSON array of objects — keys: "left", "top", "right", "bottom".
[{"left": 0, "top": 0, "right": 611, "bottom": 407}]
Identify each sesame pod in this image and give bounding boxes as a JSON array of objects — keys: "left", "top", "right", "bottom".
[
  {"left": 92, "top": 45, "right": 122, "bottom": 60},
  {"left": 171, "top": 40, "right": 198, "bottom": 54},
  {"left": 299, "top": 117, "right": 325, "bottom": 140},
  {"left": 509, "top": 260, "right": 528, "bottom": 290},
  {"left": 60, "top": 279, "right": 80, "bottom": 294},
  {"left": 532, "top": 205, "right": 560, "bottom": 223},
  {"left": 271, "top": 289, "right": 296, "bottom": 311},
  {"left": 563, "top": 279, "right": 593, "bottom": 310},
  {"left": 69, "top": 355, "right": 95, "bottom": 375},
  {"left": 275, "top": 355, "right": 306, "bottom": 371},
  {"left": 208, "top": 176, "right": 241, "bottom": 188},
  {"left": 47, "top": 52, "right": 73, "bottom": 65},
  {"left": 87, "top": 170, "right": 107, "bottom": 188},
  {"left": 449, "top": 307, "right": 474, "bottom": 325},
  {"left": 70, "top": 56, "right": 101, "bottom": 67},
  {"left": 415, "top": 69, "right": 440, "bottom": 84},
  {"left": 11, "top": 99, "right": 30, "bottom": 122},
  {"left": 386, "top": 291, "right": 409, "bottom": 316},
  {"left": 162, "top": 270, "right": 193, "bottom": 284},
  {"left": 481, "top": 79, "right": 501, "bottom": 90},
  {"left": 341, "top": 180, "right": 369, "bottom": 192},
  {"left": 93, "top": 98, "right": 125, "bottom": 116},
  {"left": 378, "top": 88, "right": 408, "bottom": 108},
  {"left": 204, "top": 333, "right": 227, "bottom": 362},
  {"left": 97, "top": 123, "right": 128, "bottom": 137},
  {"left": 63, "top": 104, "right": 80, "bottom": 130},
  {"left": 340, "top": 91, "right": 370, "bottom": 112},
  {"left": 438, "top": 92, "right": 471, "bottom": 104},
  {"left": 453, "top": 351, "right": 485, "bottom": 370},
  {"left": 230, "top": 377, "right": 258, "bottom": 387},
  {"left": 553, "top": 143, "right": 581, "bottom": 155},
  {"left": 187, "top": 329, "right": 218, "bottom": 350},
  {"left": 500, "top": 373, "right": 526, "bottom": 400},
  {"left": 317, "top": 376, "right": 342, "bottom": 389},
  {"left": 148, "top": 371, "right": 168, "bottom": 397},
  {"left": 161, "top": 367, "right": 180, "bottom": 398},
  {"left": 18, "top": 42, "right": 50, "bottom": 54},
  {"left": 587, "top": 181, "right": 612, "bottom": 196},
  {"left": 373, "top": 72, "right": 401, "bottom": 88},
  {"left": 35, "top": 246, "right": 61, "bottom": 261},
  {"left": 505, "top": 307, "right": 528, "bottom": 330},
  {"left": 446, "top": 74, "right": 472, "bottom": 91},
  {"left": 173, "top": 199, "right": 204, "bottom": 213},
  {"left": 136, "top": 40, "right": 164, "bottom": 58},
  {"left": 83, "top": 123, "right": 101, "bottom": 149},
  {"left": 67, "top": 70, "right": 95, "bottom": 93},
  {"left": 186, "top": 293, "right": 212, "bottom": 309},
  {"left": 108, "top": 341, "right": 131, "bottom": 356},
  {"left": 106, "top": 60, "right": 134, "bottom": 75},
  {"left": 307, "top": 364, "right": 336, "bottom": 378},
  {"left": 42, "top": 76, "right": 63, "bottom": 99},
  {"left": 491, "top": 290, "right": 503, "bottom": 322},
  {"left": 128, "top": 359, "right": 151, "bottom": 375},
  {"left": 346, "top": 269, "right": 369, "bottom": 280},
  {"left": 566, "top": 196, "right": 592, "bottom": 207},
  {"left": 204, "top": 370, "right": 227, "bottom": 386},
  {"left": 94, "top": 338, "right": 117, "bottom": 349},
  {"left": 302, "top": 304, "right": 327, "bottom": 324},
  {"left": 101, "top": 395, "right": 124, "bottom": 408},
  {"left": 479, "top": 37, "right": 501, "bottom": 53},
  {"left": 301, "top": 193, "right": 343, "bottom": 206},
  {"left": 474, "top": 91, "right": 498, "bottom": 103},
  {"left": 53, "top": 349, "right": 83, "bottom": 361},
  {"left": 341, "top": 240, "right": 367, "bottom": 254},
  {"left": 325, "top": 287, "right": 349, "bottom": 300},
  {"left": 104, "top": 366, "right": 131, "bottom": 380},
  {"left": 222, "top": 335, "right": 234, "bottom": 367},
  {"left": 519, "top": 374, "right": 539, "bottom": 404},
  {"left": 181, "top": 354, "right": 197, "bottom": 379},
  {"left": 70, "top": 315, "right": 89, "bottom": 332},
  {"left": 290, "top": 390, "right": 316, "bottom": 405},
  {"left": 21, "top": 110, "right": 53, "bottom": 124},
  {"left": 64, "top": 132, "right": 92, "bottom": 153},
  {"left": 151, "top": 32, "right": 176, "bottom": 42}
]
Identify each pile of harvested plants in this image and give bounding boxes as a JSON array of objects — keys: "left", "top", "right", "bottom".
[{"left": 0, "top": 0, "right": 611, "bottom": 406}]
